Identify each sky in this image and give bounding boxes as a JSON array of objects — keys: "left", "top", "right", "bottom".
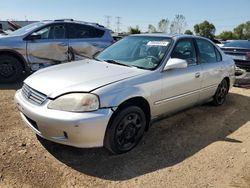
[{"left": 0, "top": 0, "right": 249, "bottom": 34}]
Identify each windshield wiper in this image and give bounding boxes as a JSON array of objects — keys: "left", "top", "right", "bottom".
[{"left": 104, "top": 59, "right": 133, "bottom": 67}]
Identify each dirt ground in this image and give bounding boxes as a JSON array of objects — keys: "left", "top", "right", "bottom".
[{"left": 0, "top": 84, "right": 250, "bottom": 188}]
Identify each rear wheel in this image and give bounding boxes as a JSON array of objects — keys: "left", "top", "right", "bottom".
[
  {"left": 0, "top": 55, "right": 23, "bottom": 83},
  {"left": 104, "top": 106, "right": 147, "bottom": 154},
  {"left": 212, "top": 79, "right": 229, "bottom": 106}
]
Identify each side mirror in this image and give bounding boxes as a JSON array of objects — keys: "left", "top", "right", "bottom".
[
  {"left": 27, "top": 33, "right": 41, "bottom": 40},
  {"left": 164, "top": 58, "right": 188, "bottom": 71}
]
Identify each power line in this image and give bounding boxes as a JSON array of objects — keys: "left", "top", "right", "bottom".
[
  {"left": 105, "top": 15, "right": 111, "bottom": 29},
  {"left": 116, "top": 16, "right": 121, "bottom": 33}
]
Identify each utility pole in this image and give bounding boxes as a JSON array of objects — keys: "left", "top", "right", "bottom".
[
  {"left": 105, "top": 15, "right": 111, "bottom": 29},
  {"left": 116, "top": 16, "right": 121, "bottom": 33}
]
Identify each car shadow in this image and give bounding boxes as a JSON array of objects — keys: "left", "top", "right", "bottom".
[
  {"left": 0, "top": 73, "right": 31, "bottom": 90},
  {"left": 38, "top": 92, "right": 250, "bottom": 181}
]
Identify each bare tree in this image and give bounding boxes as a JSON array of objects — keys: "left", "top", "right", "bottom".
[
  {"left": 170, "top": 14, "right": 187, "bottom": 34},
  {"left": 158, "top": 19, "right": 169, "bottom": 33}
]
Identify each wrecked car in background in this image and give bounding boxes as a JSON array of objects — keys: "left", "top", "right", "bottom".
[
  {"left": 220, "top": 40, "right": 250, "bottom": 71},
  {"left": 0, "top": 19, "right": 113, "bottom": 83}
]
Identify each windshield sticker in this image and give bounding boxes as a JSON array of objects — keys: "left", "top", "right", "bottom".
[{"left": 147, "top": 41, "right": 169, "bottom": 46}]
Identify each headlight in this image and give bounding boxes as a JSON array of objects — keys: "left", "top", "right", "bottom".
[{"left": 48, "top": 93, "right": 99, "bottom": 112}]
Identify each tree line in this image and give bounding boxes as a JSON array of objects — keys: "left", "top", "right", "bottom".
[{"left": 128, "top": 15, "right": 250, "bottom": 40}]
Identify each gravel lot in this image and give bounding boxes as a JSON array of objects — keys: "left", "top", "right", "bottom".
[{"left": 0, "top": 84, "right": 250, "bottom": 188}]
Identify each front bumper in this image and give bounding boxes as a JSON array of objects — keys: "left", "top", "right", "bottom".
[{"left": 14, "top": 90, "right": 113, "bottom": 148}]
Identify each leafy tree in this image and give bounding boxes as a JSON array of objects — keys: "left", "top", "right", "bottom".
[
  {"left": 194, "top": 20, "right": 216, "bottom": 39},
  {"left": 128, "top": 26, "right": 141, "bottom": 34},
  {"left": 234, "top": 21, "right": 250, "bottom": 39},
  {"left": 170, "top": 14, "right": 187, "bottom": 34},
  {"left": 234, "top": 23, "right": 245, "bottom": 39},
  {"left": 216, "top": 21, "right": 250, "bottom": 40},
  {"left": 148, "top": 24, "right": 157, "bottom": 33},
  {"left": 184, "top": 30, "right": 193, "bottom": 35},
  {"left": 158, "top": 19, "right": 169, "bottom": 33},
  {"left": 217, "top": 31, "right": 237, "bottom": 40}
]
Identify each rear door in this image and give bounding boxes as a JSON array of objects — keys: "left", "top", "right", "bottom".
[
  {"left": 195, "top": 38, "right": 224, "bottom": 101},
  {"left": 26, "top": 24, "right": 69, "bottom": 67},
  {"left": 67, "top": 23, "right": 110, "bottom": 60}
]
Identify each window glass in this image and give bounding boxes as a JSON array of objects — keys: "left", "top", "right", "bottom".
[
  {"left": 196, "top": 39, "right": 217, "bottom": 63},
  {"left": 50, "top": 25, "right": 66, "bottom": 39},
  {"left": 171, "top": 39, "right": 197, "bottom": 65},
  {"left": 95, "top": 28, "right": 105, "bottom": 38},
  {"left": 96, "top": 36, "right": 172, "bottom": 70},
  {"left": 36, "top": 27, "right": 50, "bottom": 39},
  {"left": 68, "top": 24, "right": 95, "bottom": 38},
  {"left": 223, "top": 41, "right": 250, "bottom": 48},
  {"left": 215, "top": 48, "right": 222, "bottom": 62},
  {"left": 33, "top": 24, "right": 65, "bottom": 39}
]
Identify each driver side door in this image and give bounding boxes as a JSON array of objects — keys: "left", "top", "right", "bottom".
[
  {"left": 156, "top": 38, "right": 202, "bottom": 116},
  {"left": 26, "top": 24, "right": 69, "bottom": 69}
]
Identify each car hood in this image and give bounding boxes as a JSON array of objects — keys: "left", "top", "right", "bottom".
[
  {"left": 0, "top": 35, "right": 20, "bottom": 40},
  {"left": 24, "top": 59, "right": 147, "bottom": 98}
]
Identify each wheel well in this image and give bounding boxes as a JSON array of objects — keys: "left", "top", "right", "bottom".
[
  {"left": 110, "top": 97, "right": 151, "bottom": 131},
  {"left": 224, "top": 77, "right": 230, "bottom": 91},
  {"left": 0, "top": 51, "right": 28, "bottom": 71}
]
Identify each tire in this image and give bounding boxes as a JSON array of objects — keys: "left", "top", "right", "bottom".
[
  {"left": 104, "top": 106, "right": 147, "bottom": 154},
  {"left": 0, "top": 55, "right": 23, "bottom": 83},
  {"left": 212, "top": 79, "right": 229, "bottom": 106}
]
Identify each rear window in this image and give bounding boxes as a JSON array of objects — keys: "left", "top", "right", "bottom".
[
  {"left": 68, "top": 23, "right": 95, "bottom": 39},
  {"left": 94, "top": 28, "right": 105, "bottom": 37},
  {"left": 223, "top": 41, "right": 250, "bottom": 48}
]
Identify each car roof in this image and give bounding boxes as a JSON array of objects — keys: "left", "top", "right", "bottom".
[
  {"left": 40, "top": 19, "right": 107, "bottom": 30},
  {"left": 131, "top": 33, "right": 210, "bottom": 41}
]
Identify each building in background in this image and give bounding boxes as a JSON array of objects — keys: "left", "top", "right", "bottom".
[{"left": 0, "top": 21, "right": 37, "bottom": 31}]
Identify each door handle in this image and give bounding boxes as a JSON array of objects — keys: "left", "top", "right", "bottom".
[{"left": 195, "top": 72, "right": 200, "bottom": 78}]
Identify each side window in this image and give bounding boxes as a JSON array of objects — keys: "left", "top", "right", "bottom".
[
  {"left": 196, "top": 39, "right": 217, "bottom": 63},
  {"left": 50, "top": 25, "right": 66, "bottom": 39},
  {"left": 35, "top": 27, "right": 50, "bottom": 39},
  {"left": 171, "top": 39, "right": 197, "bottom": 65},
  {"left": 33, "top": 24, "right": 66, "bottom": 39},
  {"left": 215, "top": 47, "right": 222, "bottom": 62},
  {"left": 68, "top": 24, "right": 95, "bottom": 39}
]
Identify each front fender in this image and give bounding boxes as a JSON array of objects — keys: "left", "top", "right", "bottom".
[
  {"left": 92, "top": 72, "right": 161, "bottom": 109},
  {"left": 96, "top": 84, "right": 151, "bottom": 108}
]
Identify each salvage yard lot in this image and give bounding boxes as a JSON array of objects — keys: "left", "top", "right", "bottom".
[{"left": 0, "top": 85, "right": 250, "bottom": 188}]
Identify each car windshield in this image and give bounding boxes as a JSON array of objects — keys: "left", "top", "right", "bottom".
[
  {"left": 8, "top": 22, "right": 45, "bottom": 36},
  {"left": 223, "top": 41, "right": 250, "bottom": 48},
  {"left": 95, "top": 36, "right": 172, "bottom": 70}
]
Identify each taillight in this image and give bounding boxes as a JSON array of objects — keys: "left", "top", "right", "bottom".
[{"left": 246, "top": 53, "right": 250, "bottom": 59}]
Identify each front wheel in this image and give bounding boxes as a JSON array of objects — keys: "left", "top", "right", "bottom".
[
  {"left": 0, "top": 55, "right": 23, "bottom": 83},
  {"left": 104, "top": 106, "right": 147, "bottom": 154},
  {"left": 212, "top": 79, "right": 229, "bottom": 106}
]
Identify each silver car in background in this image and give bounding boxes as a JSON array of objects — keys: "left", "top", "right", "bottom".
[
  {"left": 15, "top": 34, "right": 235, "bottom": 154},
  {"left": 0, "top": 19, "right": 113, "bottom": 83}
]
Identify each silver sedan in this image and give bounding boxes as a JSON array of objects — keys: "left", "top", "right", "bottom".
[{"left": 15, "top": 34, "right": 235, "bottom": 154}]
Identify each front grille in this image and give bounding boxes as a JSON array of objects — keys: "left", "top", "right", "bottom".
[{"left": 22, "top": 84, "right": 47, "bottom": 105}]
